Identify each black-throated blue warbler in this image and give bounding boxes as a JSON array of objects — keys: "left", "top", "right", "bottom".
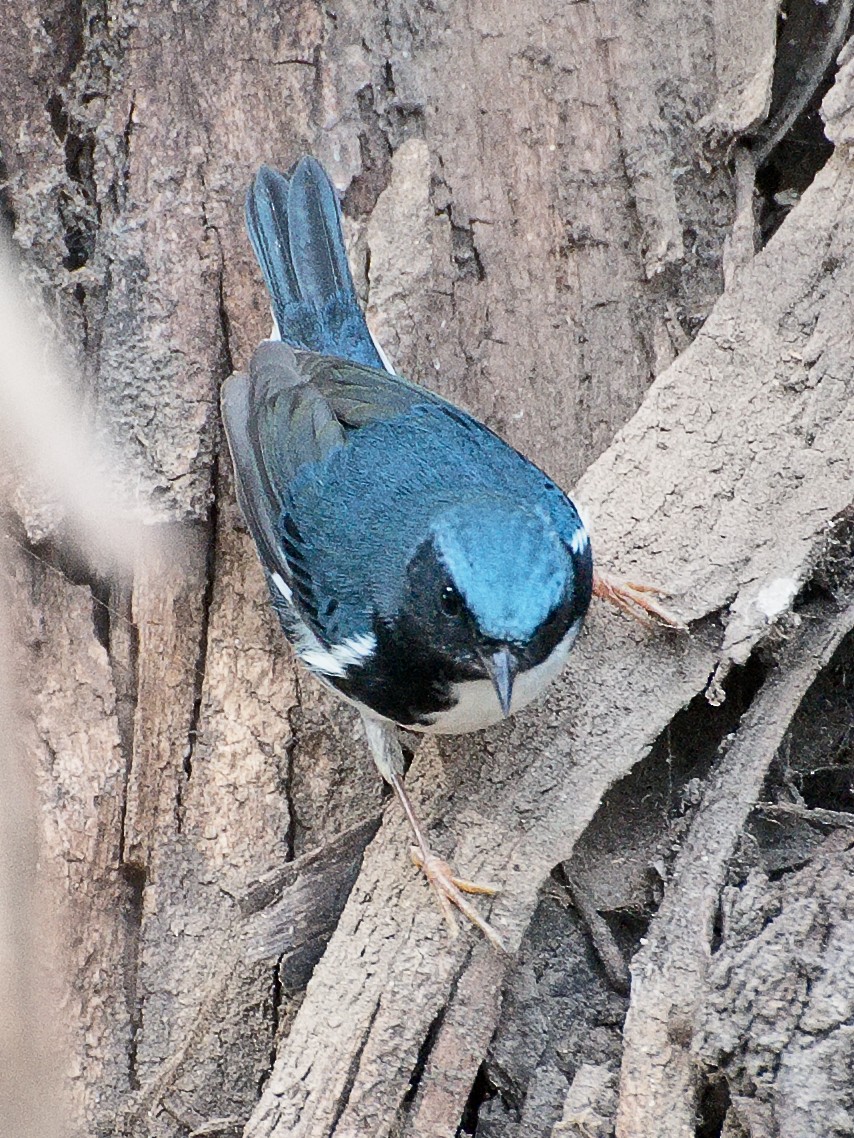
[{"left": 222, "top": 157, "right": 679, "bottom": 948}]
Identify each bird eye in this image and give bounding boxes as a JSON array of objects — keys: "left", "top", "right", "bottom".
[{"left": 439, "top": 584, "right": 463, "bottom": 618}]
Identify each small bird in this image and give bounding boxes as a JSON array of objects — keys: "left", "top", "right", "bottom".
[{"left": 222, "top": 157, "right": 678, "bottom": 948}]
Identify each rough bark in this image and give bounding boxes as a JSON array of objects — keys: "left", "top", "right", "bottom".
[{"left": 2, "top": 3, "right": 853, "bottom": 1138}]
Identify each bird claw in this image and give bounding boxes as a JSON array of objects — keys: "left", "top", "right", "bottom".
[
  {"left": 592, "top": 571, "right": 687, "bottom": 631},
  {"left": 410, "top": 847, "right": 505, "bottom": 951}
]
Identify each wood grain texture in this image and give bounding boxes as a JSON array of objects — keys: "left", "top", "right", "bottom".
[
  {"left": 617, "top": 601, "right": 854, "bottom": 1138},
  {"left": 3, "top": 533, "right": 133, "bottom": 1134}
]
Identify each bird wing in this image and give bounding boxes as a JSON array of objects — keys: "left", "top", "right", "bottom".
[
  {"left": 294, "top": 348, "right": 448, "bottom": 427},
  {"left": 221, "top": 341, "right": 345, "bottom": 616},
  {"left": 221, "top": 339, "right": 446, "bottom": 638}
]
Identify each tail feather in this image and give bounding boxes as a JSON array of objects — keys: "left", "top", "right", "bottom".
[
  {"left": 245, "top": 158, "right": 386, "bottom": 370},
  {"left": 245, "top": 165, "right": 302, "bottom": 323},
  {"left": 285, "top": 158, "right": 351, "bottom": 306}
]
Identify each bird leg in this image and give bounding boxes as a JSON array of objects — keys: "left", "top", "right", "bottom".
[
  {"left": 361, "top": 713, "right": 505, "bottom": 950},
  {"left": 592, "top": 570, "right": 687, "bottom": 631},
  {"left": 387, "top": 768, "right": 505, "bottom": 950}
]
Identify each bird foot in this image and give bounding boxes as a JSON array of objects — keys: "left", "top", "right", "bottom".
[
  {"left": 410, "top": 847, "right": 505, "bottom": 951},
  {"left": 592, "top": 571, "right": 687, "bottom": 631}
]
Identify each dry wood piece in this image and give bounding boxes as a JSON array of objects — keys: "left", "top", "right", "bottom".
[
  {"left": 243, "top": 813, "right": 383, "bottom": 971},
  {"left": 552, "top": 1064, "right": 618, "bottom": 1138},
  {"left": 696, "top": 830, "right": 854, "bottom": 1138},
  {"left": 749, "top": 0, "right": 854, "bottom": 167},
  {"left": 700, "top": 0, "right": 779, "bottom": 139},
  {"left": 616, "top": 601, "right": 854, "bottom": 1138}
]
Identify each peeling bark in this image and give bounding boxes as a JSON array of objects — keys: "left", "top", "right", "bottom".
[{"left": 617, "top": 599, "right": 854, "bottom": 1138}]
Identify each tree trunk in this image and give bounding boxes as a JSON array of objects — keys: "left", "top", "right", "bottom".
[{"left": 2, "top": 2, "right": 854, "bottom": 1137}]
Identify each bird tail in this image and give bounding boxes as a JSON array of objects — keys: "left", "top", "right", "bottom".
[{"left": 245, "top": 158, "right": 388, "bottom": 371}]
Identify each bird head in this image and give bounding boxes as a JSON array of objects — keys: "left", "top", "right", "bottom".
[{"left": 399, "top": 498, "right": 592, "bottom": 718}]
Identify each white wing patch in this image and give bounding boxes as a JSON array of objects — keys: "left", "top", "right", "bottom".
[
  {"left": 268, "top": 567, "right": 375, "bottom": 681},
  {"left": 270, "top": 571, "right": 293, "bottom": 603},
  {"left": 299, "top": 632, "right": 377, "bottom": 679}
]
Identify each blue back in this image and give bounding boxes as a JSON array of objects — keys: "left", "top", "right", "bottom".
[{"left": 282, "top": 401, "right": 587, "bottom": 645}]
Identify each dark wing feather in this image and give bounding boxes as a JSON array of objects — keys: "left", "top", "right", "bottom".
[
  {"left": 220, "top": 369, "right": 282, "bottom": 583},
  {"left": 221, "top": 341, "right": 345, "bottom": 606},
  {"left": 222, "top": 339, "right": 449, "bottom": 640},
  {"left": 294, "top": 350, "right": 447, "bottom": 428},
  {"left": 247, "top": 342, "right": 345, "bottom": 486}
]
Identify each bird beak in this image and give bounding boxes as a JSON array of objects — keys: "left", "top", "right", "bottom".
[{"left": 485, "top": 646, "right": 518, "bottom": 718}]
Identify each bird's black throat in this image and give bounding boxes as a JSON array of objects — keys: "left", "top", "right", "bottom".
[{"left": 332, "top": 614, "right": 476, "bottom": 727}]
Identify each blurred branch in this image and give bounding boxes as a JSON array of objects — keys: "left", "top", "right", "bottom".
[{"left": 0, "top": 236, "right": 146, "bottom": 573}]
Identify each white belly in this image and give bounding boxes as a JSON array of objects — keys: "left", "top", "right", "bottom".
[{"left": 415, "top": 618, "right": 583, "bottom": 735}]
